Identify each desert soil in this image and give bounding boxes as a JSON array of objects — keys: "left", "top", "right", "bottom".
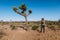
[{"left": 0, "top": 25, "right": 60, "bottom": 40}]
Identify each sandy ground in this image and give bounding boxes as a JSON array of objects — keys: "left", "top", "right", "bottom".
[{"left": 0, "top": 25, "right": 60, "bottom": 40}]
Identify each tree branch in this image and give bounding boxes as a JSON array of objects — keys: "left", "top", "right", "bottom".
[
  {"left": 27, "top": 13, "right": 31, "bottom": 16},
  {"left": 16, "top": 10, "right": 24, "bottom": 16},
  {"left": 27, "top": 10, "right": 32, "bottom": 16}
]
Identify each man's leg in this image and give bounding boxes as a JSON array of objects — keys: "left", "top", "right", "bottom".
[
  {"left": 41, "top": 27, "right": 42, "bottom": 32},
  {"left": 43, "top": 26, "right": 45, "bottom": 33}
]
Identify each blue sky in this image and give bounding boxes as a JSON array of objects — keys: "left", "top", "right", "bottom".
[{"left": 0, "top": 0, "right": 60, "bottom": 21}]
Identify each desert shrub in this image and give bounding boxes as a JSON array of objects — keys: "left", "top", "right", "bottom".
[
  {"left": 28, "top": 22, "right": 30, "bottom": 24},
  {"left": 53, "top": 22, "right": 55, "bottom": 25},
  {"left": 10, "top": 25, "right": 17, "bottom": 30},
  {"left": 47, "top": 22, "right": 52, "bottom": 25},
  {"left": 48, "top": 25, "right": 54, "bottom": 29},
  {"left": 32, "top": 25, "right": 39, "bottom": 30},
  {"left": 48, "top": 25, "right": 56, "bottom": 30},
  {"left": 58, "top": 19, "right": 60, "bottom": 23},
  {"left": 58, "top": 25, "right": 60, "bottom": 28}
]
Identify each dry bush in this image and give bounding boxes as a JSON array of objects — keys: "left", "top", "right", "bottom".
[
  {"left": 48, "top": 25, "right": 56, "bottom": 31},
  {"left": 32, "top": 25, "right": 39, "bottom": 30},
  {"left": 10, "top": 25, "right": 17, "bottom": 30}
]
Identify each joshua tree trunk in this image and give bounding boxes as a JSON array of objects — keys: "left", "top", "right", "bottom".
[
  {"left": 24, "top": 11, "right": 28, "bottom": 30},
  {"left": 24, "top": 16, "right": 28, "bottom": 30}
]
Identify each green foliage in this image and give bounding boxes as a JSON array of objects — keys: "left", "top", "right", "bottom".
[
  {"left": 29, "top": 10, "right": 32, "bottom": 13},
  {"left": 10, "top": 25, "right": 16, "bottom": 30},
  {"left": 32, "top": 25, "right": 38, "bottom": 30},
  {"left": 19, "top": 4, "right": 27, "bottom": 11},
  {"left": 58, "top": 19, "right": 60, "bottom": 23},
  {"left": 13, "top": 7, "right": 18, "bottom": 12}
]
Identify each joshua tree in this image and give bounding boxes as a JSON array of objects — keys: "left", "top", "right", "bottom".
[{"left": 13, "top": 4, "right": 32, "bottom": 30}]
